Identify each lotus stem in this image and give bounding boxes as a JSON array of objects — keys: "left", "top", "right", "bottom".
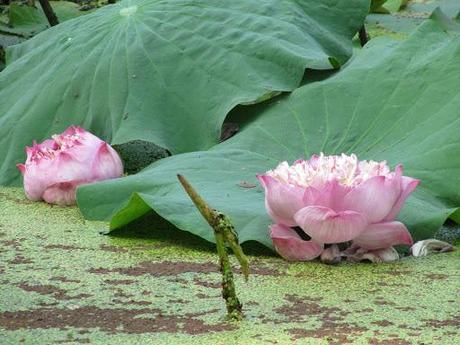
[
  {"left": 38, "top": 0, "right": 59, "bottom": 26},
  {"left": 359, "top": 25, "right": 369, "bottom": 47},
  {"left": 177, "top": 174, "right": 249, "bottom": 321}
]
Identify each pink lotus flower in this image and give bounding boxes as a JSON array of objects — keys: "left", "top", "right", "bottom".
[
  {"left": 17, "top": 126, "right": 123, "bottom": 206},
  {"left": 257, "top": 153, "right": 419, "bottom": 262}
]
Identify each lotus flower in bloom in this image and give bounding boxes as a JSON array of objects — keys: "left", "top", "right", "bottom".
[
  {"left": 257, "top": 153, "right": 419, "bottom": 262},
  {"left": 17, "top": 126, "right": 123, "bottom": 206}
]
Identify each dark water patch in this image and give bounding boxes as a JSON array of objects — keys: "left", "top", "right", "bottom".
[
  {"left": 0, "top": 306, "right": 234, "bottom": 334},
  {"left": 289, "top": 324, "right": 366, "bottom": 344},
  {"left": 247, "top": 265, "right": 282, "bottom": 276},
  {"left": 196, "top": 293, "right": 212, "bottom": 299},
  {"left": 112, "top": 288, "right": 134, "bottom": 299},
  {"left": 168, "top": 298, "right": 189, "bottom": 304},
  {"left": 1, "top": 239, "right": 23, "bottom": 250},
  {"left": 104, "top": 279, "right": 136, "bottom": 286},
  {"left": 424, "top": 273, "right": 449, "bottom": 280},
  {"left": 112, "top": 299, "right": 151, "bottom": 306},
  {"left": 359, "top": 308, "right": 375, "bottom": 313},
  {"left": 39, "top": 302, "right": 59, "bottom": 307},
  {"left": 272, "top": 294, "right": 365, "bottom": 344},
  {"left": 406, "top": 331, "right": 421, "bottom": 336},
  {"left": 50, "top": 277, "right": 81, "bottom": 283},
  {"left": 368, "top": 338, "right": 411, "bottom": 345},
  {"left": 395, "top": 306, "right": 416, "bottom": 311},
  {"left": 193, "top": 278, "right": 221, "bottom": 289},
  {"left": 56, "top": 338, "right": 90, "bottom": 344},
  {"left": 45, "top": 244, "right": 86, "bottom": 251},
  {"left": 18, "top": 283, "right": 91, "bottom": 300},
  {"left": 88, "top": 260, "right": 282, "bottom": 279},
  {"left": 8, "top": 255, "right": 33, "bottom": 265},
  {"left": 274, "top": 294, "right": 335, "bottom": 322},
  {"left": 424, "top": 317, "right": 460, "bottom": 328},
  {"left": 343, "top": 299, "right": 356, "bottom": 303},
  {"left": 89, "top": 261, "right": 218, "bottom": 277},
  {"left": 371, "top": 320, "right": 393, "bottom": 327},
  {"left": 373, "top": 297, "right": 396, "bottom": 306},
  {"left": 246, "top": 300, "right": 260, "bottom": 306}
]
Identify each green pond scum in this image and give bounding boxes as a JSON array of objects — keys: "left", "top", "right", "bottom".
[{"left": 0, "top": 187, "right": 459, "bottom": 344}]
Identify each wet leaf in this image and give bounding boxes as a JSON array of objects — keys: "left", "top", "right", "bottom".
[
  {"left": 77, "top": 12, "right": 460, "bottom": 248},
  {"left": 4, "top": 2, "right": 84, "bottom": 37},
  {"left": 0, "top": 0, "right": 368, "bottom": 184}
]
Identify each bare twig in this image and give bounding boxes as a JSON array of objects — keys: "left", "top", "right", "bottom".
[{"left": 177, "top": 174, "right": 249, "bottom": 320}]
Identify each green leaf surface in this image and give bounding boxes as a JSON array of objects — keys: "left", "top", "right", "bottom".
[
  {"left": 366, "top": 0, "right": 460, "bottom": 39},
  {"left": 382, "top": 0, "right": 408, "bottom": 13},
  {"left": 410, "top": 0, "right": 460, "bottom": 18},
  {"left": 0, "top": 0, "right": 369, "bottom": 185},
  {"left": 2, "top": 2, "right": 84, "bottom": 37},
  {"left": 8, "top": 3, "right": 46, "bottom": 36},
  {"left": 370, "top": 0, "right": 409, "bottom": 14},
  {"left": 370, "top": 0, "right": 391, "bottom": 14},
  {"left": 78, "top": 13, "right": 460, "bottom": 249}
]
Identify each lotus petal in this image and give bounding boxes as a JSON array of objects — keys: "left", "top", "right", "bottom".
[
  {"left": 342, "top": 175, "right": 401, "bottom": 223},
  {"left": 270, "top": 223, "right": 323, "bottom": 261},
  {"left": 353, "top": 221, "right": 413, "bottom": 250},
  {"left": 294, "top": 206, "right": 368, "bottom": 244},
  {"left": 410, "top": 239, "right": 454, "bottom": 257}
]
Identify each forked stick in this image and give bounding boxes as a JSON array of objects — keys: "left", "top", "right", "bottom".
[{"left": 177, "top": 174, "right": 249, "bottom": 321}]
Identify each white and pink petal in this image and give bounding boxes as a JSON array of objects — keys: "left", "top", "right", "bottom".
[
  {"left": 383, "top": 176, "right": 420, "bottom": 221},
  {"left": 294, "top": 206, "right": 368, "bottom": 244},
  {"left": 42, "top": 181, "right": 79, "bottom": 206},
  {"left": 341, "top": 174, "right": 401, "bottom": 223},
  {"left": 91, "top": 142, "right": 124, "bottom": 180},
  {"left": 352, "top": 221, "right": 413, "bottom": 250},
  {"left": 257, "top": 175, "right": 306, "bottom": 227}
]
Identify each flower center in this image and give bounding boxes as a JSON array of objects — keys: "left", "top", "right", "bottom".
[
  {"left": 52, "top": 133, "right": 81, "bottom": 150},
  {"left": 29, "top": 133, "right": 81, "bottom": 162},
  {"left": 266, "top": 153, "right": 391, "bottom": 187}
]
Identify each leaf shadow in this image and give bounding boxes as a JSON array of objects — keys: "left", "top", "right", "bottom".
[{"left": 106, "top": 210, "right": 275, "bottom": 257}]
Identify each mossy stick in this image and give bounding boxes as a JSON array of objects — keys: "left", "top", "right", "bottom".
[{"left": 177, "top": 174, "right": 249, "bottom": 320}]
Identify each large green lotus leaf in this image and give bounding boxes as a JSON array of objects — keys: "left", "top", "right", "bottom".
[
  {"left": 0, "top": 0, "right": 369, "bottom": 185},
  {"left": 79, "top": 12, "right": 460, "bottom": 249}
]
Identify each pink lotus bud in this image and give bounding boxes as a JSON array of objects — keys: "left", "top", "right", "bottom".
[
  {"left": 17, "top": 126, "right": 123, "bottom": 206},
  {"left": 258, "top": 153, "right": 419, "bottom": 261}
]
